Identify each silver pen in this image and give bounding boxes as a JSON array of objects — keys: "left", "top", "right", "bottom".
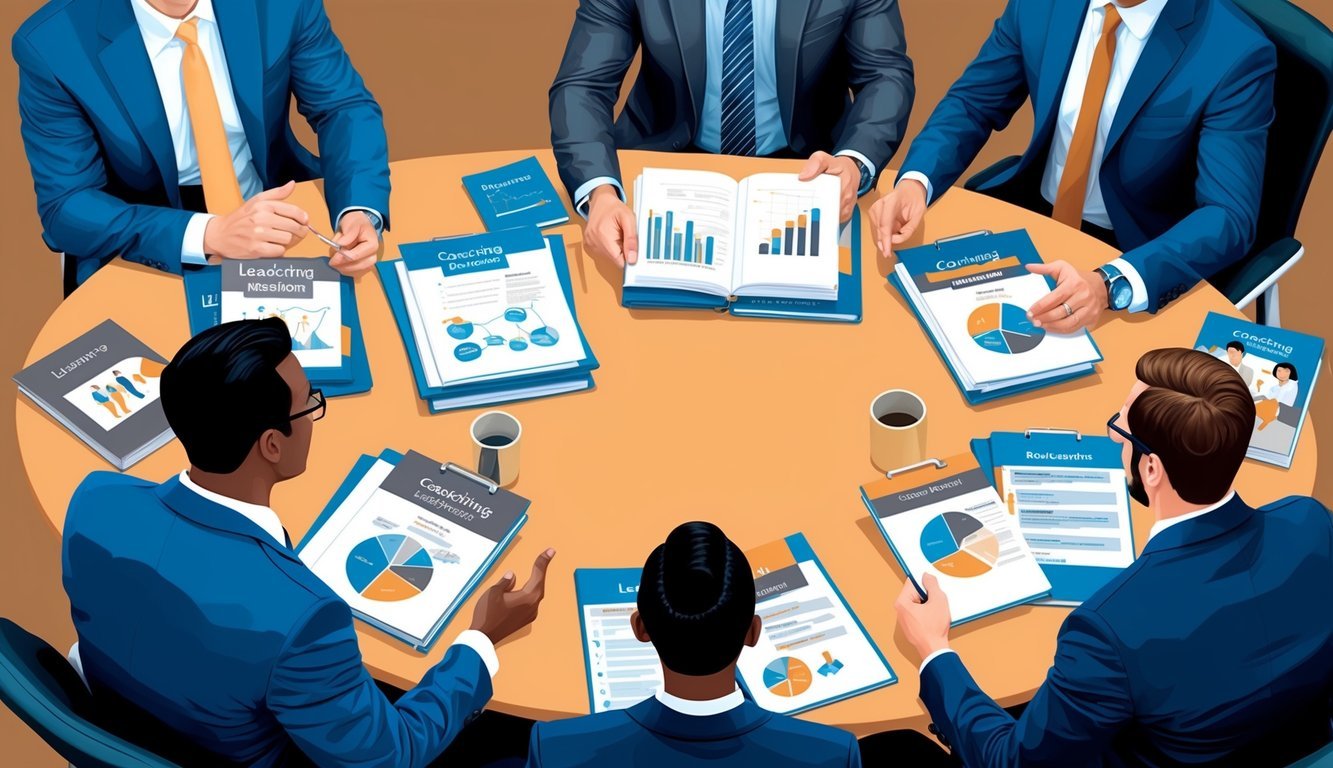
[{"left": 306, "top": 224, "right": 351, "bottom": 255}]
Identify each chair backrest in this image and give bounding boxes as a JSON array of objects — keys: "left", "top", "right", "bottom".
[
  {"left": 1230, "top": 0, "right": 1333, "bottom": 247},
  {"left": 0, "top": 618, "right": 182, "bottom": 768},
  {"left": 1287, "top": 738, "right": 1333, "bottom": 768}
]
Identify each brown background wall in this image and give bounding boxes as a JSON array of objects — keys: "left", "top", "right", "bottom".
[{"left": 2, "top": 1, "right": 1330, "bottom": 762}]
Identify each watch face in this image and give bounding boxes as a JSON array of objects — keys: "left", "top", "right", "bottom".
[{"left": 1110, "top": 279, "right": 1133, "bottom": 310}]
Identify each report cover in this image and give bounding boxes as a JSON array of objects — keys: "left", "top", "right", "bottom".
[
  {"left": 462, "top": 155, "right": 569, "bottom": 231},
  {"left": 13, "top": 320, "right": 173, "bottom": 470},
  {"left": 574, "top": 568, "right": 663, "bottom": 713},
  {"left": 221, "top": 257, "right": 344, "bottom": 370},
  {"left": 1192, "top": 312, "right": 1324, "bottom": 468}
]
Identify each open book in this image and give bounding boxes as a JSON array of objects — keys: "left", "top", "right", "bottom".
[{"left": 626, "top": 168, "right": 841, "bottom": 302}]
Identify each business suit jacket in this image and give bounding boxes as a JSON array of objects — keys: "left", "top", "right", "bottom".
[
  {"left": 548, "top": 0, "right": 914, "bottom": 200},
  {"left": 899, "top": 0, "right": 1275, "bottom": 313},
  {"left": 63, "top": 472, "right": 490, "bottom": 768},
  {"left": 920, "top": 494, "right": 1333, "bottom": 767},
  {"left": 527, "top": 697, "right": 861, "bottom": 767},
  {"left": 14, "top": 0, "right": 391, "bottom": 285}
]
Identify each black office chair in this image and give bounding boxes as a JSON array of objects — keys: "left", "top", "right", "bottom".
[
  {"left": 965, "top": 0, "right": 1333, "bottom": 327},
  {"left": 0, "top": 618, "right": 182, "bottom": 768}
]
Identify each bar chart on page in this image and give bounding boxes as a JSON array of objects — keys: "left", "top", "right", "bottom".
[
  {"left": 644, "top": 208, "right": 718, "bottom": 265},
  {"left": 751, "top": 189, "right": 823, "bottom": 258}
]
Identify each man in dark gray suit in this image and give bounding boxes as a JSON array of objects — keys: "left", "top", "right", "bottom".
[{"left": 550, "top": 0, "right": 914, "bottom": 267}]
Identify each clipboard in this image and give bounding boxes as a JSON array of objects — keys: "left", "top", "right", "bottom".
[{"left": 972, "top": 429, "right": 1136, "bottom": 606}]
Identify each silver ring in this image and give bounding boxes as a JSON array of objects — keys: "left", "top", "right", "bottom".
[{"left": 1061, "top": 302, "right": 1074, "bottom": 318}]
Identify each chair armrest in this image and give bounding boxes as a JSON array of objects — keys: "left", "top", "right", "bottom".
[
  {"left": 1212, "top": 237, "right": 1305, "bottom": 308},
  {"left": 963, "top": 156, "right": 1022, "bottom": 192}
]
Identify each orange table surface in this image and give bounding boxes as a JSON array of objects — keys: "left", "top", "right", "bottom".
[{"left": 18, "top": 149, "right": 1318, "bottom": 737}]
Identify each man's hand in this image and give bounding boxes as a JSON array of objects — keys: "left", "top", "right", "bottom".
[
  {"left": 203, "top": 181, "right": 308, "bottom": 260},
  {"left": 584, "top": 186, "right": 637, "bottom": 267},
  {"left": 330, "top": 210, "right": 379, "bottom": 276},
  {"left": 469, "top": 548, "right": 556, "bottom": 645},
  {"left": 1026, "top": 261, "right": 1108, "bottom": 334},
  {"left": 799, "top": 151, "right": 859, "bottom": 223},
  {"left": 894, "top": 573, "right": 952, "bottom": 662},
  {"left": 869, "top": 178, "right": 927, "bottom": 259}
]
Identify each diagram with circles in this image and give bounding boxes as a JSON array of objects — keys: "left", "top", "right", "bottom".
[
  {"left": 443, "top": 305, "right": 562, "bottom": 363},
  {"left": 968, "top": 302, "right": 1044, "bottom": 355}
]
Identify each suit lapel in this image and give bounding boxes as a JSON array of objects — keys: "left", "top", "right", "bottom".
[
  {"left": 667, "top": 0, "right": 708, "bottom": 131},
  {"left": 98, "top": 0, "right": 180, "bottom": 206},
  {"left": 1103, "top": 0, "right": 1196, "bottom": 155},
  {"left": 775, "top": 0, "right": 815, "bottom": 137},
  {"left": 1033, "top": 0, "right": 1089, "bottom": 139},
  {"left": 213, "top": 0, "right": 268, "bottom": 182}
]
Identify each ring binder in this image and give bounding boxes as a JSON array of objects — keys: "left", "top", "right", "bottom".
[
  {"left": 1024, "top": 428, "right": 1083, "bottom": 440},
  {"left": 439, "top": 461, "right": 499, "bottom": 494},
  {"left": 933, "top": 229, "right": 993, "bottom": 248},
  {"left": 884, "top": 457, "right": 948, "bottom": 479}
]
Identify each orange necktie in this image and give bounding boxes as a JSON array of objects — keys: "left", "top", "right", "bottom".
[
  {"left": 175, "top": 18, "right": 244, "bottom": 215},
  {"left": 1052, "top": 5, "right": 1122, "bottom": 229}
]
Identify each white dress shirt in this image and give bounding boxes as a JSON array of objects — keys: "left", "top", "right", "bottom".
[
  {"left": 1260, "top": 379, "right": 1299, "bottom": 408},
  {"left": 900, "top": 0, "right": 1169, "bottom": 313},
  {"left": 1146, "top": 490, "right": 1236, "bottom": 543},
  {"left": 176, "top": 470, "right": 500, "bottom": 677},
  {"left": 656, "top": 686, "right": 746, "bottom": 716}
]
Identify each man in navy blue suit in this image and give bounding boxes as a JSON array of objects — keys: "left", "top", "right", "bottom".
[
  {"left": 527, "top": 522, "right": 862, "bottom": 767},
  {"left": 871, "top": 0, "right": 1276, "bottom": 334},
  {"left": 63, "top": 318, "right": 557, "bottom": 767},
  {"left": 14, "top": 0, "right": 391, "bottom": 292},
  {"left": 891, "top": 347, "right": 1333, "bottom": 767}
]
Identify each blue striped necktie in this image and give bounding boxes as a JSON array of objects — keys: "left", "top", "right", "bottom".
[{"left": 720, "top": 0, "right": 758, "bottom": 156}]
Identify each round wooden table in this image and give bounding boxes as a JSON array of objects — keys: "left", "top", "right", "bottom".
[{"left": 18, "top": 149, "right": 1319, "bottom": 737}]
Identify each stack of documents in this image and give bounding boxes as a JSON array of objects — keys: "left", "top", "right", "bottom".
[
  {"left": 890, "top": 230, "right": 1102, "bottom": 404},
  {"left": 182, "top": 258, "right": 372, "bottom": 397},
  {"left": 298, "top": 448, "right": 529, "bottom": 652},
  {"left": 378, "top": 228, "right": 600, "bottom": 413},
  {"left": 461, "top": 155, "right": 570, "bottom": 231},
  {"left": 860, "top": 452, "right": 1053, "bottom": 625},
  {"left": 971, "top": 430, "right": 1136, "bottom": 606}
]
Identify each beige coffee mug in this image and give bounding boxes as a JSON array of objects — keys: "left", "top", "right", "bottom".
[
  {"left": 869, "top": 390, "right": 927, "bottom": 472},
  {"left": 470, "top": 411, "right": 522, "bottom": 487}
]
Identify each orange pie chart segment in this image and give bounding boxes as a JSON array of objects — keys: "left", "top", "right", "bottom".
[
  {"left": 363, "top": 569, "right": 421, "bottom": 602},
  {"left": 763, "top": 657, "right": 813, "bottom": 698}
]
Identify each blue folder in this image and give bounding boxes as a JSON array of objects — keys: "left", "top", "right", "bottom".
[
  {"left": 971, "top": 431, "right": 1136, "bottom": 606},
  {"left": 461, "top": 155, "right": 569, "bottom": 231},
  {"left": 376, "top": 234, "right": 599, "bottom": 413},
  {"left": 182, "top": 265, "right": 373, "bottom": 397},
  {"left": 622, "top": 209, "right": 863, "bottom": 323},
  {"left": 297, "top": 448, "right": 527, "bottom": 652}
]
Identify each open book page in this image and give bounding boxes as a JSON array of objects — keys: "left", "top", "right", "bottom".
[
  {"left": 734, "top": 174, "right": 840, "bottom": 300},
  {"left": 625, "top": 168, "right": 738, "bottom": 296}
]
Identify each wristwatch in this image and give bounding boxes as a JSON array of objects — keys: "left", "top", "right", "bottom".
[
  {"left": 1096, "top": 264, "right": 1133, "bottom": 311},
  {"left": 851, "top": 158, "right": 873, "bottom": 195}
]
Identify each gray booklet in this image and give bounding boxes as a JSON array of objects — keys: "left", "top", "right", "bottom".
[{"left": 14, "top": 320, "right": 173, "bottom": 470}]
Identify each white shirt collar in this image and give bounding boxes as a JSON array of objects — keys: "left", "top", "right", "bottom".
[
  {"left": 177, "top": 470, "right": 289, "bottom": 547},
  {"left": 655, "top": 686, "right": 746, "bottom": 717},
  {"left": 130, "top": 0, "right": 217, "bottom": 58},
  {"left": 1092, "top": 0, "right": 1169, "bottom": 41},
  {"left": 1147, "top": 490, "right": 1236, "bottom": 544}
]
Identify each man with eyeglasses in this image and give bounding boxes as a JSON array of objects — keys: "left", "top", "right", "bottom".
[
  {"left": 61, "top": 318, "right": 557, "bottom": 767},
  {"left": 885, "top": 347, "right": 1333, "bottom": 767}
]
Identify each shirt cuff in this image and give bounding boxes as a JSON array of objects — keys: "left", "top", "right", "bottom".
[
  {"left": 919, "top": 648, "right": 957, "bottom": 676},
  {"left": 453, "top": 629, "right": 499, "bottom": 679},
  {"left": 182, "top": 213, "right": 215, "bottom": 266},
  {"left": 573, "top": 177, "right": 625, "bottom": 220},
  {"left": 336, "top": 207, "right": 384, "bottom": 236},
  {"left": 1108, "top": 257, "right": 1149, "bottom": 313},
  {"left": 835, "top": 149, "right": 877, "bottom": 196},
  {"left": 897, "top": 171, "right": 934, "bottom": 205}
]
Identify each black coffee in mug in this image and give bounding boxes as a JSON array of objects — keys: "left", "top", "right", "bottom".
[
  {"left": 877, "top": 411, "right": 920, "bottom": 428},
  {"left": 478, "top": 434, "right": 514, "bottom": 448}
]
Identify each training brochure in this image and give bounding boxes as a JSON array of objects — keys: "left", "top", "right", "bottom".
[
  {"left": 890, "top": 230, "right": 1101, "bottom": 403},
  {"left": 14, "top": 320, "right": 174, "bottom": 470},
  {"left": 461, "top": 155, "right": 569, "bottom": 231},
  {"left": 220, "top": 257, "right": 344, "bottom": 370},
  {"left": 299, "top": 449, "right": 528, "bottom": 652},
  {"left": 626, "top": 168, "right": 841, "bottom": 301},
  {"left": 736, "top": 534, "right": 895, "bottom": 715},
  {"left": 574, "top": 568, "right": 664, "bottom": 714},
  {"left": 1192, "top": 312, "right": 1324, "bottom": 468},
  {"left": 860, "top": 453, "right": 1052, "bottom": 625}
]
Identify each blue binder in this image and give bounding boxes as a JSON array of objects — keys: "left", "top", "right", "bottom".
[
  {"left": 182, "top": 265, "right": 373, "bottom": 397},
  {"left": 376, "top": 233, "right": 599, "bottom": 413},
  {"left": 971, "top": 430, "right": 1136, "bottom": 606}
]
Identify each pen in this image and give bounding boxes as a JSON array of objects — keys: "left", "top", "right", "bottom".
[
  {"left": 306, "top": 224, "right": 350, "bottom": 255},
  {"left": 907, "top": 573, "right": 929, "bottom": 602}
]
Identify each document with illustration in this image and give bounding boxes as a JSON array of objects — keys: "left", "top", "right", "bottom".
[
  {"left": 626, "top": 168, "right": 840, "bottom": 301},
  {"left": 299, "top": 449, "right": 528, "bottom": 652},
  {"left": 574, "top": 568, "right": 664, "bottom": 714},
  {"left": 221, "top": 257, "right": 344, "bottom": 370},
  {"left": 736, "top": 533, "right": 895, "bottom": 715}
]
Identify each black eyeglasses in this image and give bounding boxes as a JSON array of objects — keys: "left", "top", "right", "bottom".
[
  {"left": 289, "top": 389, "right": 326, "bottom": 422},
  {"left": 1106, "top": 411, "right": 1152, "bottom": 455}
]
